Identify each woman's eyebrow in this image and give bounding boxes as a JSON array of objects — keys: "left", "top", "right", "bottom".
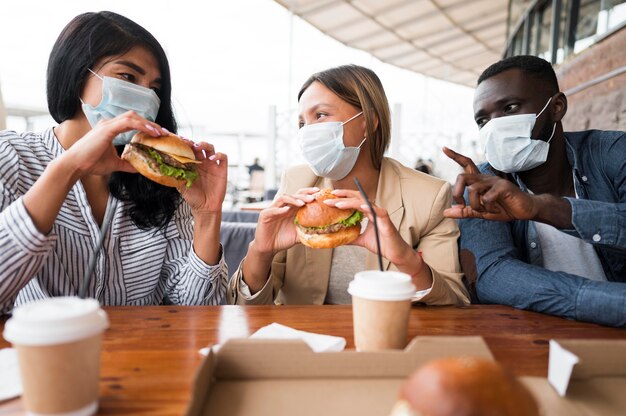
[
  {"left": 309, "top": 103, "right": 333, "bottom": 111},
  {"left": 115, "top": 60, "right": 146, "bottom": 75}
]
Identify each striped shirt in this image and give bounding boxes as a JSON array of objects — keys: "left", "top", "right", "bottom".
[{"left": 0, "top": 128, "right": 227, "bottom": 314}]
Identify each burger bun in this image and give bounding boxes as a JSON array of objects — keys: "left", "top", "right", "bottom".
[
  {"left": 295, "top": 189, "right": 354, "bottom": 227},
  {"left": 295, "top": 189, "right": 361, "bottom": 249},
  {"left": 390, "top": 356, "right": 539, "bottom": 416},
  {"left": 130, "top": 131, "right": 196, "bottom": 160},
  {"left": 296, "top": 224, "right": 360, "bottom": 249}
]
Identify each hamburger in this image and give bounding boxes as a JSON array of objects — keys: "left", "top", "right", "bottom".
[
  {"left": 122, "top": 132, "right": 201, "bottom": 188},
  {"left": 294, "top": 189, "right": 363, "bottom": 249},
  {"left": 389, "top": 356, "right": 539, "bottom": 416}
]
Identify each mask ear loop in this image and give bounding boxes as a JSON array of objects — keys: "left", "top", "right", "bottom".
[
  {"left": 342, "top": 111, "right": 364, "bottom": 126},
  {"left": 535, "top": 96, "right": 553, "bottom": 118},
  {"left": 546, "top": 123, "right": 557, "bottom": 143},
  {"left": 343, "top": 111, "right": 366, "bottom": 149},
  {"left": 80, "top": 69, "right": 104, "bottom": 105},
  {"left": 87, "top": 68, "right": 104, "bottom": 80},
  {"left": 536, "top": 96, "right": 557, "bottom": 143}
]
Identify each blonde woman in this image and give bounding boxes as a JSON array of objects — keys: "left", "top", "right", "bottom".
[{"left": 229, "top": 65, "right": 468, "bottom": 306}]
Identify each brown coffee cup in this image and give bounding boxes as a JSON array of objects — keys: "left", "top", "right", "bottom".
[
  {"left": 3, "top": 297, "right": 109, "bottom": 416},
  {"left": 348, "top": 271, "right": 416, "bottom": 351}
]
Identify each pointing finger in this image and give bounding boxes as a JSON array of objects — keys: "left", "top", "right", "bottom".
[{"left": 443, "top": 147, "right": 480, "bottom": 174}]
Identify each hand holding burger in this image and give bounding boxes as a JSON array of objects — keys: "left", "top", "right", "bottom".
[
  {"left": 323, "top": 189, "right": 433, "bottom": 291},
  {"left": 122, "top": 129, "right": 228, "bottom": 216},
  {"left": 295, "top": 189, "right": 363, "bottom": 249}
]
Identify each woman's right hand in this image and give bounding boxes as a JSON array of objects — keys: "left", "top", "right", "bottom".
[
  {"left": 250, "top": 187, "right": 320, "bottom": 256},
  {"left": 61, "top": 111, "right": 164, "bottom": 178}
]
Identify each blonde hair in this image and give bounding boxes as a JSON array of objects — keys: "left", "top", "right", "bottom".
[{"left": 298, "top": 65, "right": 391, "bottom": 170}]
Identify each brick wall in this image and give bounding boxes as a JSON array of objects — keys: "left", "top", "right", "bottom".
[{"left": 555, "top": 27, "right": 626, "bottom": 132}]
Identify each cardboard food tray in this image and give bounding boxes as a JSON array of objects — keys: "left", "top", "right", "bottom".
[
  {"left": 187, "top": 337, "right": 626, "bottom": 416},
  {"left": 521, "top": 339, "right": 626, "bottom": 416},
  {"left": 186, "top": 336, "right": 492, "bottom": 416}
]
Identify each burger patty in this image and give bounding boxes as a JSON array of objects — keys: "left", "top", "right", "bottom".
[
  {"left": 297, "top": 222, "right": 356, "bottom": 235},
  {"left": 131, "top": 145, "right": 161, "bottom": 173},
  {"left": 134, "top": 144, "right": 191, "bottom": 169}
]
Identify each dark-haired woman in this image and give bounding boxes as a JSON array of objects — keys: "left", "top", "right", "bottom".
[{"left": 0, "top": 12, "right": 228, "bottom": 313}]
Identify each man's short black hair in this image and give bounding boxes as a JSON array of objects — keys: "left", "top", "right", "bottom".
[{"left": 477, "top": 55, "right": 560, "bottom": 93}]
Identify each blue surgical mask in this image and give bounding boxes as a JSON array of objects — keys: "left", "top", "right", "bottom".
[
  {"left": 81, "top": 69, "right": 161, "bottom": 145},
  {"left": 297, "top": 111, "right": 365, "bottom": 180}
]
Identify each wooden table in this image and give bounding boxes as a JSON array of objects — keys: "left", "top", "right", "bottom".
[{"left": 1, "top": 305, "right": 624, "bottom": 415}]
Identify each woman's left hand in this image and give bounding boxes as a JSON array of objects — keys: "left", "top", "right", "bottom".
[
  {"left": 177, "top": 138, "right": 228, "bottom": 214},
  {"left": 324, "top": 189, "right": 414, "bottom": 265},
  {"left": 324, "top": 189, "right": 433, "bottom": 292}
]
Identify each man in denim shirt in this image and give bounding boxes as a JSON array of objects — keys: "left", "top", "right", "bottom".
[{"left": 443, "top": 55, "right": 625, "bottom": 327}]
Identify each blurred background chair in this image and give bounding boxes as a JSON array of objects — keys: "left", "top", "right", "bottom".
[{"left": 218, "top": 210, "right": 260, "bottom": 304}]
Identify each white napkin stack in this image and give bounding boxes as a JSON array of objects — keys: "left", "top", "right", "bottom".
[{"left": 199, "top": 323, "right": 346, "bottom": 356}]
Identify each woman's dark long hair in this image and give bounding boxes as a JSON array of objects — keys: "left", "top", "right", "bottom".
[{"left": 47, "top": 11, "right": 180, "bottom": 230}]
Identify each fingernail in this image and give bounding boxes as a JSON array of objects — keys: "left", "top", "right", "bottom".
[
  {"left": 360, "top": 204, "right": 369, "bottom": 210},
  {"left": 162, "top": 127, "right": 170, "bottom": 134},
  {"left": 296, "top": 199, "right": 304, "bottom": 206},
  {"left": 209, "top": 155, "right": 216, "bottom": 161},
  {"left": 335, "top": 202, "right": 345, "bottom": 208},
  {"left": 194, "top": 143, "right": 200, "bottom": 147},
  {"left": 145, "top": 124, "right": 156, "bottom": 132}
]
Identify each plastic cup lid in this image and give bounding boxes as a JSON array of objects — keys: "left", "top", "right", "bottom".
[
  {"left": 3, "top": 297, "right": 109, "bottom": 346},
  {"left": 348, "top": 270, "right": 416, "bottom": 301}
]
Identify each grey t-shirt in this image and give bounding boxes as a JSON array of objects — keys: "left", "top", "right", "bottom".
[
  {"left": 533, "top": 221, "right": 607, "bottom": 281},
  {"left": 324, "top": 245, "right": 367, "bottom": 304}
]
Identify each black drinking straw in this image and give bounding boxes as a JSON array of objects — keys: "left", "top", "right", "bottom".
[
  {"left": 79, "top": 199, "right": 118, "bottom": 299},
  {"left": 354, "top": 177, "right": 384, "bottom": 271}
]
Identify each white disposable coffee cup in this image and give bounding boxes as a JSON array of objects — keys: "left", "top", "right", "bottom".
[
  {"left": 3, "top": 297, "right": 109, "bottom": 416},
  {"left": 348, "top": 271, "right": 416, "bottom": 351}
]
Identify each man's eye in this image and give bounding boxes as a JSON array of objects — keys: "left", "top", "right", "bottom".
[
  {"left": 298, "top": 121, "right": 304, "bottom": 128},
  {"left": 504, "top": 104, "right": 519, "bottom": 113},
  {"left": 476, "top": 118, "right": 488, "bottom": 129}
]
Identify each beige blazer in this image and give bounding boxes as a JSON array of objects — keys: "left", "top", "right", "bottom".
[{"left": 228, "top": 158, "right": 469, "bottom": 306}]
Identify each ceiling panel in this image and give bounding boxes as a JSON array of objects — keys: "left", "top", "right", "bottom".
[{"left": 274, "top": 0, "right": 509, "bottom": 87}]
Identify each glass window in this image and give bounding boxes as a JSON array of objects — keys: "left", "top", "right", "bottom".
[
  {"left": 536, "top": 3, "right": 553, "bottom": 61},
  {"left": 505, "top": 0, "right": 626, "bottom": 61},
  {"left": 576, "top": 0, "right": 602, "bottom": 49},
  {"left": 575, "top": 0, "right": 626, "bottom": 53},
  {"left": 555, "top": 0, "right": 570, "bottom": 63},
  {"left": 606, "top": 0, "right": 626, "bottom": 30},
  {"left": 509, "top": 0, "right": 536, "bottom": 38},
  {"left": 512, "top": 29, "right": 525, "bottom": 55}
]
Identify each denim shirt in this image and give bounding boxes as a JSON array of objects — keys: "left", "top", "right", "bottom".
[{"left": 459, "top": 130, "right": 626, "bottom": 327}]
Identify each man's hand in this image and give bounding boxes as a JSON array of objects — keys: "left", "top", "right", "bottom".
[{"left": 442, "top": 147, "right": 572, "bottom": 228}]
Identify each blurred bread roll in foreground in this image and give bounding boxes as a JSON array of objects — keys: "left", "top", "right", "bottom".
[{"left": 389, "top": 356, "right": 539, "bottom": 416}]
